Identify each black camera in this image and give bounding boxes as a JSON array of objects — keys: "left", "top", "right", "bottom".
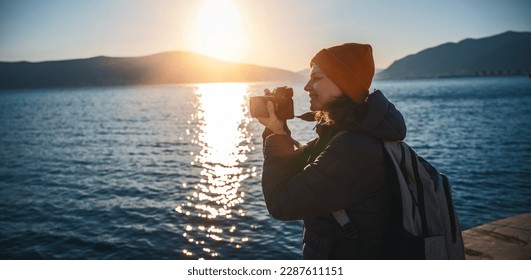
[{"left": 249, "top": 86, "right": 294, "bottom": 120}]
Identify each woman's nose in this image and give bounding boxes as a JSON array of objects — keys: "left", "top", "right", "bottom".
[{"left": 304, "top": 80, "right": 312, "bottom": 92}]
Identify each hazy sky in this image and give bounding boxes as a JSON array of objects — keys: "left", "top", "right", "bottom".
[{"left": 1, "top": 0, "right": 530, "bottom": 71}]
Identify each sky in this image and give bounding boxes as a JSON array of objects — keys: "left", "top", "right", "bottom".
[{"left": 0, "top": 0, "right": 530, "bottom": 71}]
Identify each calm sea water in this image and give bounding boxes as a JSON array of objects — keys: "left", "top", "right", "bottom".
[{"left": 1, "top": 77, "right": 530, "bottom": 259}]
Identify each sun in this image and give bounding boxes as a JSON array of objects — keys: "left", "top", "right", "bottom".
[{"left": 186, "top": 0, "right": 247, "bottom": 62}]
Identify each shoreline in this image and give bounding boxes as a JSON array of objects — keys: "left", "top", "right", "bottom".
[{"left": 463, "top": 212, "right": 530, "bottom": 260}]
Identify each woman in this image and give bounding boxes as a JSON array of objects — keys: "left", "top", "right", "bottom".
[{"left": 257, "top": 43, "right": 407, "bottom": 259}]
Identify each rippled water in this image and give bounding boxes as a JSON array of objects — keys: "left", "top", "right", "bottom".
[{"left": 1, "top": 77, "right": 530, "bottom": 259}]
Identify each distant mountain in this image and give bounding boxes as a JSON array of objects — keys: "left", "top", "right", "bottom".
[
  {"left": 377, "top": 31, "right": 531, "bottom": 79},
  {"left": 0, "top": 51, "right": 305, "bottom": 89},
  {"left": 296, "top": 68, "right": 310, "bottom": 77}
]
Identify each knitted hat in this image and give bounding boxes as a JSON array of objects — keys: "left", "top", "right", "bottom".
[{"left": 310, "top": 43, "right": 375, "bottom": 104}]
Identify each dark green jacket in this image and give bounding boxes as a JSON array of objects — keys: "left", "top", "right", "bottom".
[{"left": 261, "top": 90, "right": 407, "bottom": 259}]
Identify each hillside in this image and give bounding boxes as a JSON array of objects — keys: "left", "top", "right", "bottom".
[
  {"left": 377, "top": 31, "right": 531, "bottom": 79},
  {"left": 0, "top": 51, "right": 305, "bottom": 89}
]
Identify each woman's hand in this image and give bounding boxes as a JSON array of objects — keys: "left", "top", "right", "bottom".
[{"left": 257, "top": 101, "right": 289, "bottom": 135}]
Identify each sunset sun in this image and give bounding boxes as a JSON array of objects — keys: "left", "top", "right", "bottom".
[{"left": 187, "top": 0, "right": 247, "bottom": 62}]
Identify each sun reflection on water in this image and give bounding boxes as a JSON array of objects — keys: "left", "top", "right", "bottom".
[{"left": 175, "top": 83, "right": 256, "bottom": 259}]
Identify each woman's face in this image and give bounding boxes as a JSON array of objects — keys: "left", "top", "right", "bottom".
[{"left": 304, "top": 64, "right": 343, "bottom": 111}]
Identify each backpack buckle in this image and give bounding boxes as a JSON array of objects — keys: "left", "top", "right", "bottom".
[
  {"left": 332, "top": 209, "right": 359, "bottom": 239},
  {"left": 343, "top": 222, "right": 359, "bottom": 239}
]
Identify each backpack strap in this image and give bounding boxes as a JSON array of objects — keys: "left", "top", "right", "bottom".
[
  {"left": 408, "top": 145, "right": 429, "bottom": 236},
  {"left": 331, "top": 209, "right": 359, "bottom": 238},
  {"left": 328, "top": 130, "right": 358, "bottom": 238}
]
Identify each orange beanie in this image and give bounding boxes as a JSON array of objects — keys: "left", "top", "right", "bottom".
[{"left": 310, "top": 43, "right": 375, "bottom": 104}]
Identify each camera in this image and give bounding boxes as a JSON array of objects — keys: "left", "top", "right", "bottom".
[{"left": 249, "top": 86, "right": 294, "bottom": 120}]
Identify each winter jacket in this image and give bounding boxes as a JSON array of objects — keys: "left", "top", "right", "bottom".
[{"left": 261, "top": 90, "right": 407, "bottom": 259}]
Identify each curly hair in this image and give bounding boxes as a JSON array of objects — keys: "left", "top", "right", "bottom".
[{"left": 314, "top": 91, "right": 368, "bottom": 130}]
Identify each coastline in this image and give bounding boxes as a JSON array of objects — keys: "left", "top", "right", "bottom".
[{"left": 463, "top": 212, "right": 531, "bottom": 260}]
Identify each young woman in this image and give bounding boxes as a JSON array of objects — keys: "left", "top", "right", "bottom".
[{"left": 257, "top": 43, "right": 407, "bottom": 259}]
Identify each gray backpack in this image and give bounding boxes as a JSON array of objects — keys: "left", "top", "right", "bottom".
[{"left": 332, "top": 137, "right": 465, "bottom": 259}]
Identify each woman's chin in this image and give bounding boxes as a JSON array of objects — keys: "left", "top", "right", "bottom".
[{"left": 310, "top": 101, "right": 322, "bottom": 112}]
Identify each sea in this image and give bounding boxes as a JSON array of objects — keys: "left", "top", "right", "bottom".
[{"left": 1, "top": 76, "right": 530, "bottom": 260}]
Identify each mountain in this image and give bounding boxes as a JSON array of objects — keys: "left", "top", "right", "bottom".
[
  {"left": 0, "top": 51, "right": 305, "bottom": 89},
  {"left": 377, "top": 31, "right": 531, "bottom": 79},
  {"left": 297, "top": 68, "right": 310, "bottom": 77}
]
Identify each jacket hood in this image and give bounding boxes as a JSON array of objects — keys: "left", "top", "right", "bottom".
[{"left": 348, "top": 90, "right": 406, "bottom": 141}]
